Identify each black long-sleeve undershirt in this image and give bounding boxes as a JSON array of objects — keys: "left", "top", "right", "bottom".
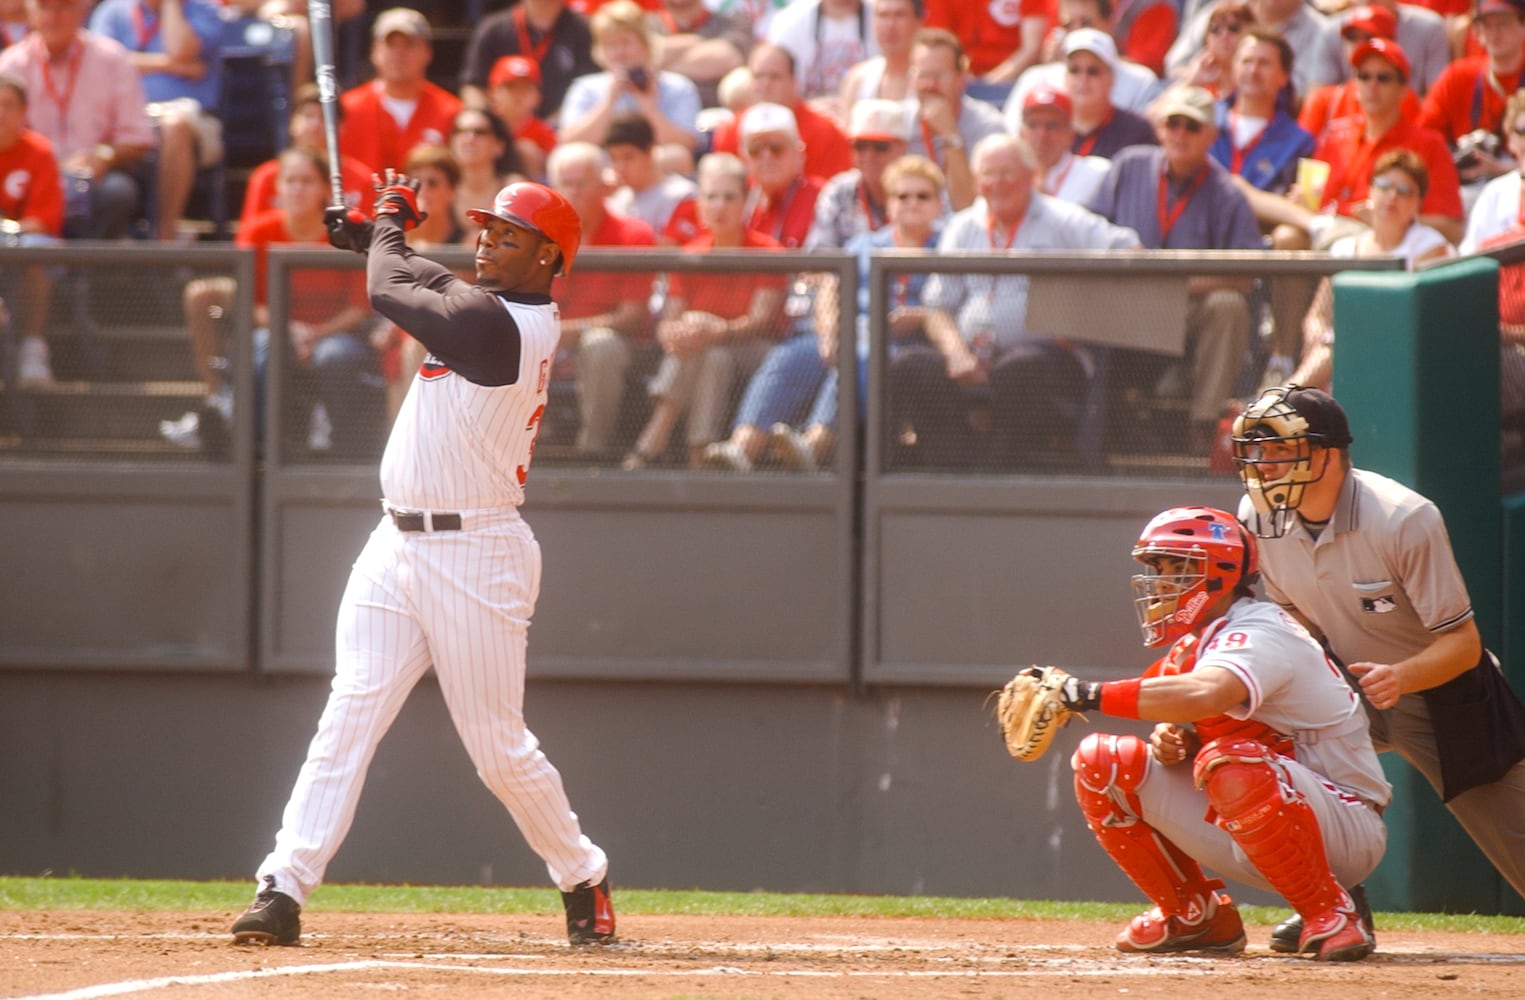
[{"left": 366, "top": 217, "right": 552, "bottom": 387}]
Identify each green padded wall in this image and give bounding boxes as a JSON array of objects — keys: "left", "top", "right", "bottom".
[{"left": 1329, "top": 257, "right": 1516, "bottom": 915}]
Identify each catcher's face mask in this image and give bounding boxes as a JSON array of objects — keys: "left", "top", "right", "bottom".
[
  {"left": 1231, "top": 388, "right": 1330, "bottom": 538},
  {"left": 1130, "top": 506, "right": 1257, "bottom": 648},
  {"left": 1132, "top": 548, "right": 1209, "bottom": 648}
]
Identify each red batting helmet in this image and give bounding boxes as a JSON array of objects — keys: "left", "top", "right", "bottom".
[
  {"left": 1130, "top": 506, "right": 1258, "bottom": 648},
  {"left": 466, "top": 182, "right": 582, "bottom": 275}
]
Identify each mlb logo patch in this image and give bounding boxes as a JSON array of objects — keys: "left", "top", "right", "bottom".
[{"left": 1361, "top": 596, "right": 1398, "bottom": 614}]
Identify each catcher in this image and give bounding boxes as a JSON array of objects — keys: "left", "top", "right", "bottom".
[{"left": 998, "top": 506, "right": 1389, "bottom": 961}]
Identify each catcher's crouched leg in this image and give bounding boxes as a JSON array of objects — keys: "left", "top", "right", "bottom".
[
  {"left": 1194, "top": 738, "right": 1373, "bottom": 962},
  {"left": 1072, "top": 733, "right": 1246, "bottom": 955}
]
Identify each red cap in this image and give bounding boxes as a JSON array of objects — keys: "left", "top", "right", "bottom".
[
  {"left": 489, "top": 54, "right": 541, "bottom": 88},
  {"left": 1350, "top": 37, "right": 1410, "bottom": 81},
  {"left": 466, "top": 182, "right": 582, "bottom": 275},
  {"left": 1022, "top": 85, "right": 1073, "bottom": 119},
  {"left": 1341, "top": 4, "right": 1398, "bottom": 39}
]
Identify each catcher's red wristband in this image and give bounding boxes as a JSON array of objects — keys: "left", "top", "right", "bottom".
[{"left": 1099, "top": 678, "right": 1143, "bottom": 718}]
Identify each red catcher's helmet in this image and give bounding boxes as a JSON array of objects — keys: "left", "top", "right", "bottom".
[
  {"left": 466, "top": 182, "right": 582, "bottom": 276},
  {"left": 1130, "top": 506, "right": 1259, "bottom": 648}
]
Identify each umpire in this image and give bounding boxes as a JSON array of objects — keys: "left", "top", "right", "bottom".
[{"left": 1231, "top": 385, "right": 1525, "bottom": 943}]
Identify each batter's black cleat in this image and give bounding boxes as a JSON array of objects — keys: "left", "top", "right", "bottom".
[
  {"left": 1269, "top": 883, "right": 1375, "bottom": 954},
  {"left": 561, "top": 877, "right": 616, "bottom": 945},
  {"left": 231, "top": 876, "right": 301, "bottom": 946}
]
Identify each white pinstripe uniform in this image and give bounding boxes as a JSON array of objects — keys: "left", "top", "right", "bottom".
[{"left": 254, "top": 296, "right": 608, "bottom": 906}]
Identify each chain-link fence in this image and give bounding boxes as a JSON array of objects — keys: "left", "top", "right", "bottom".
[
  {"left": 865, "top": 250, "right": 1406, "bottom": 479},
  {"left": 4, "top": 243, "right": 1496, "bottom": 481}
]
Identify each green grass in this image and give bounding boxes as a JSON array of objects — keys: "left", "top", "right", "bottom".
[{"left": 1, "top": 876, "right": 1522, "bottom": 936}]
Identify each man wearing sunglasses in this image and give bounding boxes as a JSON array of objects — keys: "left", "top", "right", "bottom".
[
  {"left": 1298, "top": 6, "right": 1423, "bottom": 144},
  {"left": 1005, "top": 0, "right": 1164, "bottom": 125},
  {"left": 1306, "top": 0, "right": 1449, "bottom": 98},
  {"left": 708, "top": 43, "right": 853, "bottom": 182},
  {"left": 806, "top": 98, "right": 911, "bottom": 248},
  {"left": 1418, "top": 0, "right": 1525, "bottom": 186},
  {"left": 1085, "top": 84, "right": 1262, "bottom": 456},
  {"left": 1269, "top": 38, "right": 1463, "bottom": 255},
  {"left": 1060, "top": 29, "right": 1158, "bottom": 160}
]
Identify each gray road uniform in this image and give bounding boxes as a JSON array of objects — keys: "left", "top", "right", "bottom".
[{"left": 1242, "top": 469, "right": 1525, "bottom": 900}]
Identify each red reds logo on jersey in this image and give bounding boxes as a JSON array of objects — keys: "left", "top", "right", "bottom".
[
  {"left": 419, "top": 353, "right": 452, "bottom": 380},
  {"left": 4, "top": 168, "right": 30, "bottom": 202},
  {"left": 536, "top": 358, "right": 549, "bottom": 394}
]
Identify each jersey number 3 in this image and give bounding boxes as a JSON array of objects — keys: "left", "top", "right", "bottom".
[{"left": 516, "top": 403, "right": 545, "bottom": 486}]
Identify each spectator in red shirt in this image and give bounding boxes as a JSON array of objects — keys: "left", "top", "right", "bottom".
[
  {"left": 0, "top": 72, "right": 63, "bottom": 386},
  {"left": 1269, "top": 39, "right": 1464, "bottom": 252},
  {"left": 1110, "top": 0, "right": 1178, "bottom": 77},
  {"left": 1298, "top": 6, "right": 1422, "bottom": 143},
  {"left": 545, "top": 141, "right": 658, "bottom": 458},
  {"left": 623, "top": 152, "right": 788, "bottom": 469},
  {"left": 240, "top": 83, "right": 373, "bottom": 234},
  {"left": 924, "top": 0, "right": 1050, "bottom": 85},
  {"left": 1418, "top": 0, "right": 1525, "bottom": 187},
  {"left": 739, "top": 101, "right": 825, "bottom": 248},
  {"left": 486, "top": 55, "right": 557, "bottom": 182},
  {"left": 709, "top": 43, "right": 855, "bottom": 182},
  {"left": 340, "top": 8, "right": 462, "bottom": 177},
  {"left": 165, "top": 149, "right": 375, "bottom": 456}
]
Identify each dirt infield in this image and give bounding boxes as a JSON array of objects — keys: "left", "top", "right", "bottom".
[{"left": 3, "top": 910, "right": 1522, "bottom": 999}]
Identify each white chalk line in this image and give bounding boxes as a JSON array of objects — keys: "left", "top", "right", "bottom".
[
  {"left": 7, "top": 956, "right": 1221, "bottom": 1000},
  {"left": 6, "top": 932, "right": 1520, "bottom": 1000}
]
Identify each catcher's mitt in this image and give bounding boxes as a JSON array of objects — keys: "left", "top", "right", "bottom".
[{"left": 997, "top": 665, "right": 1082, "bottom": 761}]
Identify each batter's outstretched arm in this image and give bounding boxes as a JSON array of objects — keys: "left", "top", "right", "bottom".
[{"left": 367, "top": 220, "right": 523, "bottom": 385}]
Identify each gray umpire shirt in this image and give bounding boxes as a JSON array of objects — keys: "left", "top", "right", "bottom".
[{"left": 1241, "top": 467, "right": 1475, "bottom": 667}]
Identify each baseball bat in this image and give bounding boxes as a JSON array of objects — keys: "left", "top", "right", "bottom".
[{"left": 308, "top": 0, "right": 346, "bottom": 209}]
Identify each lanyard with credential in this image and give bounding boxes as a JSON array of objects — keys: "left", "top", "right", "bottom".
[
  {"left": 1075, "top": 107, "right": 1113, "bottom": 157},
  {"left": 41, "top": 39, "right": 84, "bottom": 143},
  {"left": 1228, "top": 110, "right": 1268, "bottom": 177},
  {"left": 513, "top": 5, "right": 554, "bottom": 64},
  {"left": 983, "top": 203, "right": 1027, "bottom": 304},
  {"left": 1156, "top": 165, "right": 1207, "bottom": 246},
  {"left": 130, "top": 3, "right": 159, "bottom": 51},
  {"left": 857, "top": 179, "right": 885, "bottom": 231}
]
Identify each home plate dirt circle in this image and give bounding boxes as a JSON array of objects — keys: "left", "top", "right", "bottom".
[{"left": 2, "top": 911, "right": 1522, "bottom": 999}]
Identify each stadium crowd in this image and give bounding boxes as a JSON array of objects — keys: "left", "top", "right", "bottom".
[{"left": 2, "top": 0, "right": 1524, "bottom": 470}]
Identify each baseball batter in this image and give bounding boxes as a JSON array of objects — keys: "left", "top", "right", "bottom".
[
  {"left": 230, "top": 176, "right": 615, "bottom": 947},
  {"left": 1232, "top": 384, "right": 1525, "bottom": 937},
  {"left": 1032, "top": 507, "right": 1389, "bottom": 961}
]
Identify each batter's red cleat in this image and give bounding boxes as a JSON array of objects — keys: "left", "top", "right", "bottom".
[
  {"left": 561, "top": 877, "right": 616, "bottom": 945},
  {"left": 1299, "top": 901, "right": 1375, "bottom": 962},
  {"left": 1116, "top": 891, "right": 1246, "bottom": 955}
]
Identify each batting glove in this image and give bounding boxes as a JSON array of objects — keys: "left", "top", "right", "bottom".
[
  {"left": 324, "top": 206, "right": 373, "bottom": 253},
  {"left": 374, "top": 180, "right": 426, "bottom": 231}
]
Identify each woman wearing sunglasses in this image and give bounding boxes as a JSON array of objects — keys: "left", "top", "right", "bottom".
[
  {"left": 1171, "top": 0, "right": 1251, "bottom": 98},
  {"left": 1291, "top": 148, "right": 1453, "bottom": 390}
]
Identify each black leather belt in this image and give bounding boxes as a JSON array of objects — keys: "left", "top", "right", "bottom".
[{"left": 389, "top": 510, "right": 462, "bottom": 532}]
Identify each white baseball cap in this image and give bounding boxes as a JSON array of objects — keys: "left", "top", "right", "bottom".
[
  {"left": 1063, "top": 28, "right": 1118, "bottom": 72},
  {"left": 738, "top": 102, "right": 800, "bottom": 143},
  {"left": 848, "top": 99, "right": 910, "bottom": 142}
]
